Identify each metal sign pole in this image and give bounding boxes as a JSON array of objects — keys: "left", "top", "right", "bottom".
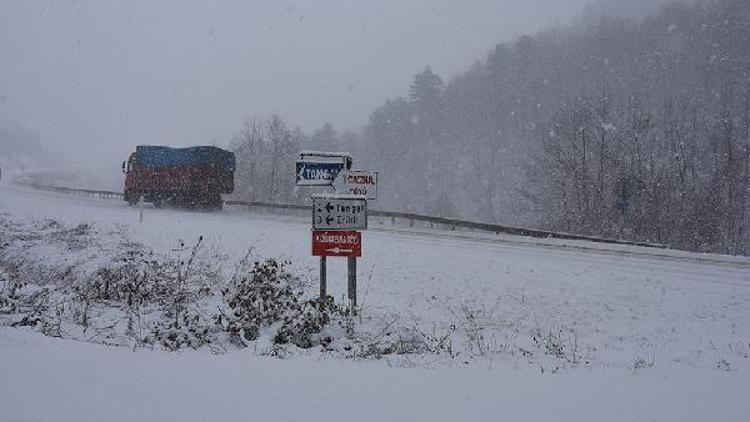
[
  {"left": 320, "top": 256, "right": 327, "bottom": 298},
  {"left": 139, "top": 195, "right": 144, "bottom": 223},
  {"left": 347, "top": 256, "right": 357, "bottom": 311}
]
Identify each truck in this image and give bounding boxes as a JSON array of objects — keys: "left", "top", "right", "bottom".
[{"left": 122, "top": 145, "right": 235, "bottom": 210}]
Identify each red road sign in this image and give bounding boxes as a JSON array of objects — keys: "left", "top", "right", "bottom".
[{"left": 312, "top": 230, "right": 361, "bottom": 257}]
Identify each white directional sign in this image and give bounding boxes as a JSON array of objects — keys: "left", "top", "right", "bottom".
[
  {"left": 312, "top": 195, "right": 368, "bottom": 230},
  {"left": 337, "top": 170, "right": 378, "bottom": 199}
]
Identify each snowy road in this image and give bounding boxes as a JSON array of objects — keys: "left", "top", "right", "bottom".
[{"left": 2, "top": 182, "right": 750, "bottom": 421}]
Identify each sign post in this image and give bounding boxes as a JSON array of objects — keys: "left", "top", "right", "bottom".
[
  {"left": 312, "top": 230, "right": 362, "bottom": 306},
  {"left": 319, "top": 256, "right": 327, "bottom": 298},
  {"left": 311, "top": 195, "right": 366, "bottom": 309},
  {"left": 298, "top": 151, "right": 372, "bottom": 313},
  {"left": 347, "top": 256, "right": 357, "bottom": 308}
]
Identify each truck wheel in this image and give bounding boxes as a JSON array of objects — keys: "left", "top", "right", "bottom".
[
  {"left": 152, "top": 194, "right": 164, "bottom": 209},
  {"left": 209, "top": 194, "right": 223, "bottom": 211},
  {"left": 125, "top": 193, "right": 138, "bottom": 206}
]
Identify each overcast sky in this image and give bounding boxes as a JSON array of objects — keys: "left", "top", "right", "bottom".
[{"left": 1, "top": 0, "right": 591, "bottom": 162}]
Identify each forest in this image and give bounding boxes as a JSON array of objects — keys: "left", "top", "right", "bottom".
[{"left": 230, "top": 0, "right": 750, "bottom": 255}]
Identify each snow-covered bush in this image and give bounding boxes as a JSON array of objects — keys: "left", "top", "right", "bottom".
[
  {"left": 219, "top": 258, "right": 340, "bottom": 349},
  {"left": 275, "top": 295, "right": 337, "bottom": 348},
  {"left": 0, "top": 217, "right": 224, "bottom": 351},
  {"left": 0, "top": 271, "right": 20, "bottom": 314},
  {"left": 147, "top": 309, "right": 216, "bottom": 351},
  {"left": 532, "top": 327, "right": 566, "bottom": 359},
  {"left": 85, "top": 238, "right": 220, "bottom": 351},
  {"left": 77, "top": 239, "right": 217, "bottom": 308}
]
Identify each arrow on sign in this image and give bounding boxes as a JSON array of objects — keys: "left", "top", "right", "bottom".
[
  {"left": 311, "top": 196, "right": 367, "bottom": 230},
  {"left": 298, "top": 164, "right": 306, "bottom": 180},
  {"left": 326, "top": 247, "right": 353, "bottom": 254}
]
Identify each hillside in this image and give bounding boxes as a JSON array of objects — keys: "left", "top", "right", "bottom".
[{"left": 347, "top": 0, "right": 750, "bottom": 254}]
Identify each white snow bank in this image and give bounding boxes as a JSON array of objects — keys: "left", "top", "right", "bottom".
[{"left": 1, "top": 328, "right": 748, "bottom": 422}]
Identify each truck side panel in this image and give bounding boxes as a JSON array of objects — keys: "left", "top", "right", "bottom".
[{"left": 133, "top": 166, "right": 233, "bottom": 194}]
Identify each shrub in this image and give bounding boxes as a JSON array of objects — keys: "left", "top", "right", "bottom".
[
  {"left": 147, "top": 309, "right": 215, "bottom": 351},
  {"left": 275, "top": 295, "right": 337, "bottom": 348},
  {"left": 220, "top": 259, "right": 339, "bottom": 349}
]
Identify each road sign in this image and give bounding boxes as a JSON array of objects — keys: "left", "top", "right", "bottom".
[
  {"left": 299, "top": 150, "right": 353, "bottom": 168},
  {"left": 312, "top": 195, "right": 368, "bottom": 230},
  {"left": 296, "top": 161, "right": 345, "bottom": 186},
  {"left": 337, "top": 170, "right": 378, "bottom": 199},
  {"left": 312, "top": 230, "right": 361, "bottom": 257}
]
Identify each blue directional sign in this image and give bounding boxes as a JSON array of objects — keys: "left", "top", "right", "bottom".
[{"left": 296, "top": 161, "right": 345, "bottom": 186}]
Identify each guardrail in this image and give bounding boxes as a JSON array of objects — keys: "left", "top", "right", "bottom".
[
  {"left": 22, "top": 183, "right": 125, "bottom": 201},
  {"left": 20, "top": 181, "right": 667, "bottom": 249},
  {"left": 225, "top": 199, "right": 666, "bottom": 249}
]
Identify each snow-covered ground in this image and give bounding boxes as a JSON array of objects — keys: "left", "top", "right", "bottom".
[
  {"left": 2, "top": 327, "right": 747, "bottom": 422},
  {"left": 2, "top": 181, "right": 749, "bottom": 421}
]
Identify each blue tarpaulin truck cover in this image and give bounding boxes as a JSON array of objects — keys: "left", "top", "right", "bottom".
[{"left": 136, "top": 146, "right": 235, "bottom": 170}]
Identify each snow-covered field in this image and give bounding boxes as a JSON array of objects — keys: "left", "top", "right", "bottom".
[
  {"left": 2, "top": 181, "right": 749, "bottom": 421},
  {"left": 2, "top": 328, "right": 748, "bottom": 422}
]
